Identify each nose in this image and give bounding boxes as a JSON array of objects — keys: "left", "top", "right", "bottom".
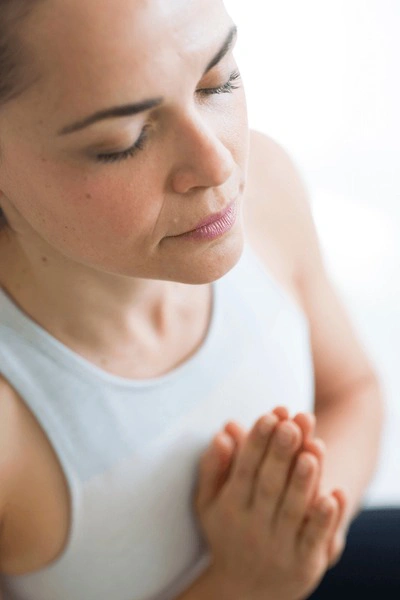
[{"left": 169, "top": 111, "right": 236, "bottom": 194}]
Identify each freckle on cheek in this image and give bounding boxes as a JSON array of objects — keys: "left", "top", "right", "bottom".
[{"left": 86, "top": 193, "right": 92, "bottom": 199}]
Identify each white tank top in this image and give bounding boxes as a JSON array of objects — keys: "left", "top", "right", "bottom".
[{"left": 0, "top": 243, "right": 314, "bottom": 600}]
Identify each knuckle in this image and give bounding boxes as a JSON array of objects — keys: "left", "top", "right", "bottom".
[
  {"left": 303, "top": 532, "right": 319, "bottom": 550},
  {"left": 234, "top": 460, "right": 252, "bottom": 482},
  {"left": 243, "top": 524, "right": 261, "bottom": 552},
  {"left": 280, "top": 504, "right": 300, "bottom": 522},
  {"left": 218, "top": 501, "right": 238, "bottom": 527},
  {"left": 256, "top": 478, "right": 277, "bottom": 501}
]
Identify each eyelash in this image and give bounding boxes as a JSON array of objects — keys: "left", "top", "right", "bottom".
[{"left": 95, "top": 69, "right": 242, "bottom": 164}]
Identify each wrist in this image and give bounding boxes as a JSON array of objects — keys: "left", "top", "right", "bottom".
[
  {"left": 202, "top": 565, "right": 274, "bottom": 600},
  {"left": 173, "top": 566, "right": 240, "bottom": 600},
  {"left": 199, "top": 566, "right": 248, "bottom": 600}
]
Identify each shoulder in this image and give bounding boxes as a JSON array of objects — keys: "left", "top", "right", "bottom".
[
  {"left": 0, "top": 375, "right": 24, "bottom": 568},
  {"left": 245, "top": 131, "right": 380, "bottom": 399},
  {"left": 244, "top": 129, "right": 312, "bottom": 251},
  {"left": 243, "top": 129, "right": 315, "bottom": 305}
]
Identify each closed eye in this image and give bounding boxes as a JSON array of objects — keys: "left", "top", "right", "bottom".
[
  {"left": 95, "top": 70, "right": 242, "bottom": 164},
  {"left": 198, "top": 69, "right": 241, "bottom": 95},
  {"left": 95, "top": 124, "right": 151, "bottom": 164}
]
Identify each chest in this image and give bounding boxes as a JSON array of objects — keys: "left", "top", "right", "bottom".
[{"left": 0, "top": 223, "right": 305, "bottom": 579}]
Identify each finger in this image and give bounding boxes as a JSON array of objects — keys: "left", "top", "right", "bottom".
[
  {"left": 327, "top": 488, "right": 348, "bottom": 566},
  {"left": 275, "top": 452, "right": 319, "bottom": 545},
  {"left": 303, "top": 437, "right": 326, "bottom": 463},
  {"left": 272, "top": 406, "right": 290, "bottom": 421},
  {"left": 223, "top": 420, "right": 247, "bottom": 450},
  {"left": 328, "top": 530, "right": 345, "bottom": 569},
  {"left": 302, "top": 437, "right": 326, "bottom": 504},
  {"left": 297, "top": 494, "right": 339, "bottom": 560},
  {"left": 253, "top": 420, "right": 302, "bottom": 523},
  {"left": 285, "top": 413, "right": 317, "bottom": 485},
  {"left": 195, "top": 432, "right": 235, "bottom": 512},
  {"left": 293, "top": 412, "right": 316, "bottom": 443},
  {"left": 225, "top": 413, "right": 279, "bottom": 509},
  {"left": 210, "top": 426, "right": 246, "bottom": 490},
  {"left": 331, "top": 488, "right": 348, "bottom": 531},
  {"left": 223, "top": 410, "right": 289, "bottom": 483},
  {"left": 224, "top": 408, "right": 288, "bottom": 451}
]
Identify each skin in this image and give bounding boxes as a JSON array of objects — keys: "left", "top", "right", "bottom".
[
  {"left": 0, "top": 0, "right": 348, "bottom": 596},
  {"left": 0, "top": 0, "right": 248, "bottom": 366},
  {"left": 193, "top": 412, "right": 345, "bottom": 600},
  {"left": 216, "top": 410, "right": 347, "bottom": 567}
]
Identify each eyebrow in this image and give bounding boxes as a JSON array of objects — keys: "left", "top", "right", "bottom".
[{"left": 58, "top": 24, "right": 238, "bottom": 136}]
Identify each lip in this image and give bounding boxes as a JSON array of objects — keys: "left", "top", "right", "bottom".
[
  {"left": 191, "top": 200, "right": 236, "bottom": 232},
  {"left": 172, "top": 199, "right": 237, "bottom": 237},
  {"left": 174, "top": 199, "right": 238, "bottom": 241}
]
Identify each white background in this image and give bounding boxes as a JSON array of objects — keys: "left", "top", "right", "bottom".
[{"left": 224, "top": 0, "right": 400, "bottom": 507}]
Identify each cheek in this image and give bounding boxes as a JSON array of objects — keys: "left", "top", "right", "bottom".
[
  {"left": 4, "top": 153, "right": 163, "bottom": 259},
  {"left": 63, "top": 174, "right": 158, "bottom": 241}
]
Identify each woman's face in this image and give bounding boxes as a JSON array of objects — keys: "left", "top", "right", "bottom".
[{"left": 0, "top": 0, "right": 249, "bottom": 284}]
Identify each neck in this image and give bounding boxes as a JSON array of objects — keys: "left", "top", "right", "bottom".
[{"left": 0, "top": 231, "right": 211, "bottom": 367}]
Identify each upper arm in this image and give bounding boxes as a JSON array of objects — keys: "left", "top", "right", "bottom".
[
  {"left": 0, "top": 375, "right": 20, "bottom": 575},
  {"left": 246, "top": 129, "right": 380, "bottom": 403},
  {"left": 276, "top": 149, "right": 380, "bottom": 401}
]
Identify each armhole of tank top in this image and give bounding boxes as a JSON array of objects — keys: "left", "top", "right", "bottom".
[{"left": 0, "top": 370, "right": 82, "bottom": 573}]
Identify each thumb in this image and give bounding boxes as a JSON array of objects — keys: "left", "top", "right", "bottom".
[
  {"left": 194, "top": 432, "right": 235, "bottom": 513},
  {"left": 327, "top": 488, "right": 348, "bottom": 567}
]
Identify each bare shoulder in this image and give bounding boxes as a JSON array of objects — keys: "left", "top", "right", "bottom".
[
  {"left": 244, "top": 130, "right": 379, "bottom": 399},
  {"left": 0, "top": 374, "right": 20, "bottom": 499},
  {"left": 0, "top": 375, "right": 23, "bottom": 569},
  {"left": 243, "top": 129, "right": 313, "bottom": 309},
  {"left": 244, "top": 129, "right": 312, "bottom": 251}
]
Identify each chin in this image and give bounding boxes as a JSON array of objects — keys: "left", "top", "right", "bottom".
[{"left": 164, "top": 230, "right": 245, "bottom": 286}]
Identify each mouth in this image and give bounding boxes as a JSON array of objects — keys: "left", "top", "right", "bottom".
[
  {"left": 189, "top": 200, "right": 237, "bottom": 232},
  {"left": 170, "top": 199, "right": 238, "bottom": 241}
]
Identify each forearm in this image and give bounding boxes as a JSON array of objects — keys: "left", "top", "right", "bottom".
[{"left": 314, "top": 376, "right": 385, "bottom": 523}]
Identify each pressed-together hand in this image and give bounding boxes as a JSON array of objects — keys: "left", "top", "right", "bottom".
[
  {"left": 194, "top": 409, "right": 347, "bottom": 600},
  {"left": 222, "top": 407, "right": 347, "bottom": 568}
]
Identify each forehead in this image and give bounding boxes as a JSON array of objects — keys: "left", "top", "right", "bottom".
[{"left": 26, "top": 0, "right": 232, "bottom": 100}]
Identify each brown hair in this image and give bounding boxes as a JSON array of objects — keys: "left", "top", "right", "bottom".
[{"left": 0, "top": 0, "right": 42, "bottom": 230}]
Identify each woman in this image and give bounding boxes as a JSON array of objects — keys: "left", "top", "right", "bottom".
[{"left": 0, "top": 0, "right": 384, "bottom": 599}]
